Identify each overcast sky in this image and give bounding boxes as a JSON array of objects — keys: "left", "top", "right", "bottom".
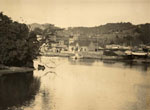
[{"left": 0, "top": 0, "right": 150, "bottom": 27}]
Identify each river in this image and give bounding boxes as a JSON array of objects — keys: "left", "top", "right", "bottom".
[{"left": 0, "top": 56, "right": 150, "bottom": 110}]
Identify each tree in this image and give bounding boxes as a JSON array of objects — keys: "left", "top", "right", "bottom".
[
  {"left": 0, "top": 12, "right": 40, "bottom": 67},
  {"left": 32, "top": 24, "right": 64, "bottom": 49}
]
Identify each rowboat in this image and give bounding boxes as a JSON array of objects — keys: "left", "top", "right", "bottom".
[
  {"left": 125, "top": 50, "right": 148, "bottom": 56},
  {"left": 132, "top": 51, "right": 147, "bottom": 56}
]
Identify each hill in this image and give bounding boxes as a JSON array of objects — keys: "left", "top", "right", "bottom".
[{"left": 29, "top": 22, "right": 150, "bottom": 47}]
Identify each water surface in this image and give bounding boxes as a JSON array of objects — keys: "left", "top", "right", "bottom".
[{"left": 0, "top": 57, "right": 150, "bottom": 110}]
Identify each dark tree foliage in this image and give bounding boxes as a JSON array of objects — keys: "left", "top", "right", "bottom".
[
  {"left": 135, "top": 24, "right": 150, "bottom": 44},
  {"left": 0, "top": 12, "right": 40, "bottom": 67},
  {"left": 33, "top": 27, "right": 43, "bottom": 35}
]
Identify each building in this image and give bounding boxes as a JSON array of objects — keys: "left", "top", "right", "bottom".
[
  {"left": 49, "top": 38, "right": 69, "bottom": 52},
  {"left": 69, "top": 40, "right": 98, "bottom": 52}
]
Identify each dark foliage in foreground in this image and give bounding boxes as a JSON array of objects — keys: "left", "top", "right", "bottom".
[{"left": 0, "top": 12, "right": 40, "bottom": 67}]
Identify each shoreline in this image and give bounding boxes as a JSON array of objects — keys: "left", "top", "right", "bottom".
[
  {"left": 1, "top": 53, "right": 150, "bottom": 76},
  {"left": 0, "top": 66, "right": 34, "bottom": 76},
  {"left": 41, "top": 52, "right": 150, "bottom": 62}
]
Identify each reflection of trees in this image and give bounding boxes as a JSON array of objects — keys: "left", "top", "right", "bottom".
[
  {"left": 41, "top": 88, "right": 51, "bottom": 110},
  {"left": 123, "top": 61, "right": 150, "bottom": 72},
  {"left": 102, "top": 60, "right": 150, "bottom": 72},
  {"left": 0, "top": 72, "right": 40, "bottom": 110}
]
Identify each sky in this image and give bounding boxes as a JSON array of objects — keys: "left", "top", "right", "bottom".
[{"left": 0, "top": 0, "right": 150, "bottom": 27}]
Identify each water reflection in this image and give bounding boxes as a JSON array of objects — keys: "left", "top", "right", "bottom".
[
  {"left": 1, "top": 57, "right": 150, "bottom": 110},
  {"left": 68, "top": 58, "right": 95, "bottom": 66},
  {"left": 123, "top": 61, "right": 150, "bottom": 72},
  {"left": 0, "top": 72, "right": 40, "bottom": 110},
  {"left": 68, "top": 58, "right": 150, "bottom": 72},
  {"left": 123, "top": 83, "right": 150, "bottom": 110},
  {"left": 102, "top": 60, "right": 150, "bottom": 72}
]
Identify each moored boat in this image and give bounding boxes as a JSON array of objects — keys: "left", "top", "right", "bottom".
[
  {"left": 125, "top": 50, "right": 148, "bottom": 56},
  {"left": 132, "top": 51, "right": 148, "bottom": 56}
]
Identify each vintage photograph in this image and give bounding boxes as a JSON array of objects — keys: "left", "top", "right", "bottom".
[{"left": 0, "top": 0, "right": 150, "bottom": 110}]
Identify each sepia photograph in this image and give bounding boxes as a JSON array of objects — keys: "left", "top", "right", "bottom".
[{"left": 0, "top": 0, "right": 150, "bottom": 110}]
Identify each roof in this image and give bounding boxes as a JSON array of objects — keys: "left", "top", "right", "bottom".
[{"left": 70, "top": 40, "right": 92, "bottom": 47}]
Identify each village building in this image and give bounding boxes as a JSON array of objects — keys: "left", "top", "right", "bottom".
[
  {"left": 49, "top": 37, "right": 69, "bottom": 52},
  {"left": 69, "top": 40, "right": 99, "bottom": 52}
]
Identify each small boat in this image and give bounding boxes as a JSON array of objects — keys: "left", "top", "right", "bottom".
[
  {"left": 125, "top": 50, "right": 148, "bottom": 56},
  {"left": 132, "top": 51, "right": 147, "bottom": 56},
  {"left": 125, "top": 50, "right": 149, "bottom": 59}
]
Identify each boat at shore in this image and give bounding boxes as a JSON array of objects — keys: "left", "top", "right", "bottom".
[
  {"left": 125, "top": 50, "right": 149, "bottom": 57},
  {"left": 132, "top": 51, "right": 148, "bottom": 56}
]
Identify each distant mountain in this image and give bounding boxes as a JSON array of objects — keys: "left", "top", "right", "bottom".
[{"left": 65, "top": 22, "right": 134, "bottom": 35}]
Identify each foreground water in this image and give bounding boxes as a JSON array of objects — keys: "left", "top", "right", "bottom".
[{"left": 0, "top": 57, "right": 150, "bottom": 110}]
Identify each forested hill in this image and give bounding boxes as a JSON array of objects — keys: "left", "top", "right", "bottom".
[
  {"left": 63, "top": 23, "right": 150, "bottom": 46},
  {"left": 65, "top": 22, "right": 135, "bottom": 36},
  {"left": 30, "top": 22, "right": 150, "bottom": 46}
]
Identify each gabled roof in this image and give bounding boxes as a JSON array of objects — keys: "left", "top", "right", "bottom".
[{"left": 70, "top": 40, "right": 92, "bottom": 47}]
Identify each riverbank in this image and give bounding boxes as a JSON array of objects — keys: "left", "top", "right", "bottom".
[
  {"left": 41, "top": 51, "right": 103, "bottom": 58},
  {"left": 41, "top": 52, "right": 74, "bottom": 57},
  {"left": 41, "top": 51, "right": 150, "bottom": 63},
  {"left": 0, "top": 65, "right": 34, "bottom": 76}
]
